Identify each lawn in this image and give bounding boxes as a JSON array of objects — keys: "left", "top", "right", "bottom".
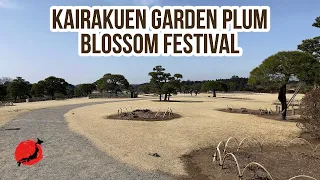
[{"left": 65, "top": 93, "right": 304, "bottom": 176}]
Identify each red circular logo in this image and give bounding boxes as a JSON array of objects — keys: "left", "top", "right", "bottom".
[{"left": 15, "top": 139, "right": 43, "bottom": 166}]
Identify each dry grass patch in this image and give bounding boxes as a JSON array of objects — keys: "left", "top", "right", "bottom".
[{"left": 65, "top": 93, "right": 304, "bottom": 176}]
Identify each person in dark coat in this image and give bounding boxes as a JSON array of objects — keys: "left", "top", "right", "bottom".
[{"left": 278, "top": 84, "right": 287, "bottom": 120}]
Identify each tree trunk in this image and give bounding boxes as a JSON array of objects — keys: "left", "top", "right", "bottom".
[
  {"left": 278, "top": 84, "right": 287, "bottom": 120},
  {"left": 159, "top": 94, "right": 162, "bottom": 101},
  {"left": 164, "top": 93, "right": 168, "bottom": 101},
  {"left": 168, "top": 93, "right": 170, "bottom": 101},
  {"left": 213, "top": 89, "right": 216, "bottom": 97}
]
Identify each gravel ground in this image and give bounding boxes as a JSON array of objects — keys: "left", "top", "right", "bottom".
[{"left": 0, "top": 100, "right": 174, "bottom": 180}]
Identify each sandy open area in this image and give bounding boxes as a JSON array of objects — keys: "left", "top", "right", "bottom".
[
  {"left": 0, "top": 97, "right": 134, "bottom": 127},
  {"left": 65, "top": 93, "right": 305, "bottom": 176}
]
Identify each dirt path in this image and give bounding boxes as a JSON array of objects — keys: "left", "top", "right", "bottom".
[{"left": 0, "top": 100, "right": 174, "bottom": 180}]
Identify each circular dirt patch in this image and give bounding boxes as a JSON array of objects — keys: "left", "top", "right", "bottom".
[
  {"left": 217, "top": 108, "right": 302, "bottom": 121},
  {"left": 181, "top": 144, "right": 320, "bottom": 180},
  {"left": 106, "top": 109, "right": 182, "bottom": 121}
]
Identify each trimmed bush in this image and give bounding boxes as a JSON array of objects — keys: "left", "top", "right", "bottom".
[{"left": 300, "top": 88, "right": 320, "bottom": 137}]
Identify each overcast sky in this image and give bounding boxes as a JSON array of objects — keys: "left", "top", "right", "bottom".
[{"left": 0, "top": 0, "right": 319, "bottom": 85}]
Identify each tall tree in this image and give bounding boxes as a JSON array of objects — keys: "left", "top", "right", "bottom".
[
  {"left": 7, "top": 77, "right": 32, "bottom": 101},
  {"left": 181, "top": 80, "right": 195, "bottom": 96},
  {"left": 298, "top": 36, "right": 320, "bottom": 59},
  {"left": 192, "top": 83, "right": 202, "bottom": 96},
  {"left": 148, "top": 66, "right": 183, "bottom": 101},
  {"left": 248, "top": 51, "right": 320, "bottom": 120},
  {"left": 0, "top": 77, "right": 11, "bottom": 100},
  {"left": 74, "top": 83, "right": 96, "bottom": 97},
  {"left": 0, "top": 85, "right": 6, "bottom": 100},
  {"left": 163, "top": 73, "right": 183, "bottom": 101},
  {"left": 66, "top": 84, "right": 75, "bottom": 97},
  {"left": 202, "top": 81, "right": 218, "bottom": 97},
  {"left": 96, "top": 74, "right": 130, "bottom": 94},
  {"left": 161, "top": 83, "right": 176, "bottom": 101},
  {"left": 162, "top": 72, "right": 172, "bottom": 101},
  {"left": 312, "top": 16, "right": 320, "bottom": 28},
  {"left": 31, "top": 81, "right": 45, "bottom": 97},
  {"left": 248, "top": 67, "right": 263, "bottom": 86},
  {"left": 298, "top": 16, "right": 320, "bottom": 59},
  {"left": 148, "top": 66, "right": 166, "bottom": 101},
  {"left": 217, "top": 81, "right": 229, "bottom": 92},
  {"left": 42, "top": 76, "right": 68, "bottom": 99}
]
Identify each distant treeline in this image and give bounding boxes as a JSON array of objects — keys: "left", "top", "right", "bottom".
[
  {"left": 138, "top": 75, "right": 251, "bottom": 95},
  {"left": 137, "top": 75, "right": 311, "bottom": 96},
  {"left": 0, "top": 73, "right": 311, "bottom": 103},
  {"left": 0, "top": 74, "right": 134, "bottom": 102}
]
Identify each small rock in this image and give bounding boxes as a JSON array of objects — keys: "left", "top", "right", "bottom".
[{"left": 149, "top": 153, "right": 161, "bottom": 157}]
